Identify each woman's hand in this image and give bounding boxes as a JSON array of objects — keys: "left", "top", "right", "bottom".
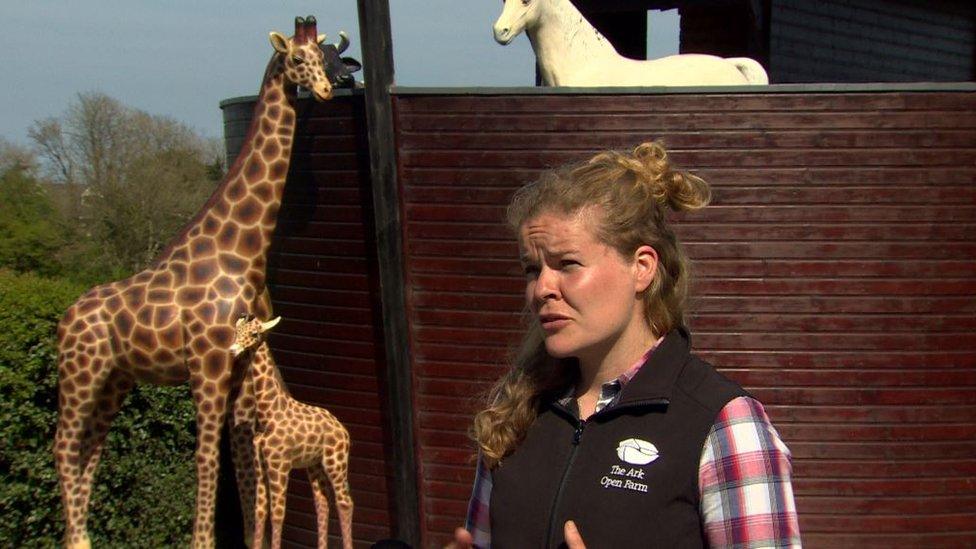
[
  {"left": 564, "top": 520, "right": 587, "bottom": 549},
  {"left": 444, "top": 527, "right": 474, "bottom": 549}
]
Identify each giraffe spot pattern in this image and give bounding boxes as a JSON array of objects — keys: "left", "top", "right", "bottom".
[
  {"left": 217, "top": 224, "right": 239, "bottom": 249},
  {"left": 218, "top": 253, "right": 247, "bottom": 274},
  {"left": 245, "top": 158, "right": 266, "bottom": 182},
  {"left": 191, "top": 237, "right": 216, "bottom": 259},
  {"left": 147, "top": 288, "right": 173, "bottom": 304},
  {"left": 269, "top": 159, "right": 288, "bottom": 180},
  {"left": 176, "top": 286, "right": 204, "bottom": 306},
  {"left": 234, "top": 196, "right": 263, "bottom": 225},
  {"left": 237, "top": 228, "right": 263, "bottom": 255},
  {"left": 152, "top": 306, "right": 176, "bottom": 329},
  {"left": 136, "top": 305, "right": 154, "bottom": 326},
  {"left": 203, "top": 215, "right": 220, "bottom": 235},
  {"left": 189, "top": 258, "right": 218, "bottom": 285}
]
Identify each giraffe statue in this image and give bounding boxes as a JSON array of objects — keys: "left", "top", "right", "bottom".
[
  {"left": 230, "top": 315, "right": 353, "bottom": 549},
  {"left": 53, "top": 16, "right": 336, "bottom": 549}
]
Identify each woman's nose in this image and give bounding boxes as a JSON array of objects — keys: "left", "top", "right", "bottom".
[{"left": 533, "top": 266, "right": 559, "bottom": 303}]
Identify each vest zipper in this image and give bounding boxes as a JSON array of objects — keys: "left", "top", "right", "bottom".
[
  {"left": 572, "top": 420, "right": 585, "bottom": 445},
  {"left": 544, "top": 418, "right": 585, "bottom": 548},
  {"left": 539, "top": 398, "right": 667, "bottom": 546}
]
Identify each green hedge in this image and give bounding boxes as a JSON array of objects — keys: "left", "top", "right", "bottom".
[{"left": 0, "top": 270, "right": 196, "bottom": 546}]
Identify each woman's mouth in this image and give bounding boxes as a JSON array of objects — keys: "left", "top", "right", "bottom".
[{"left": 539, "top": 314, "right": 571, "bottom": 331}]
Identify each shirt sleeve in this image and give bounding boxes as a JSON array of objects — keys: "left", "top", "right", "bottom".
[
  {"left": 699, "top": 396, "right": 802, "bottom": 548},
  {"left": 465, "top": 453, "right": 492, "bottom": 549}
]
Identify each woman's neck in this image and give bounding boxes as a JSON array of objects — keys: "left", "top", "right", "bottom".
[{"left": 576, "top": 317, "right": 658, "bottom": 402}]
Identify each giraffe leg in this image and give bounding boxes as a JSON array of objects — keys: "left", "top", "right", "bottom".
[
  {"left": 188, "top": 358, "right": 233, "bottom": 549},
  {"left": 55, "top": 345, "right": 115, "bottom": 549},
  {"left": 252, "top": 437, "right": 269, "bottom": 549},
  {"left": 323, "top": 433, "right": 354, "bottom": 549},
  {"left": 267, "top": 459, "right": 290, "bottom": 549},
  {"left": 307, "top": 465, "right": 330, "bottom": 549},
  {"left": 75, "top": 371, "right": 134, "bottom": 530},
  {"left": 55, "top": 395, "right": 95, "bottom": 549},
  {"left": 230, "top": 371, "right": 257, "bottom": 547}
]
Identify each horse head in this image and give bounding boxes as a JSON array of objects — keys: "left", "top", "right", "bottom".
[{"left": 493, "top": 0, "right": 546, "bottom": 45}]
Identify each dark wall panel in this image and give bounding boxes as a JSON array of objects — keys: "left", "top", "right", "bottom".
[
  {"left": 222, "top": 94, "right": 392, "bottom": 548},
  {"left": 771, "top": 0, "right": 975, "bottom": 83},
  {"left": 394, "top": 90, "right": 976, "bottom": 548}
]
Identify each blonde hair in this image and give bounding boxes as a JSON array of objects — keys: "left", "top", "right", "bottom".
[{"left": 473, "top": 141, "right": 710, "bottom": 468}]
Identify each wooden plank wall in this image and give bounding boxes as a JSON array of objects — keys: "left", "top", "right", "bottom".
[
  {"left": 393, "top": 91, "right": 976, "bottom": 548},
  {"left": 770, "top": 0, "right": 975, "bottom": 83},
  {"left": 222, "top": 94, "right": 393, "bottom": 548}
]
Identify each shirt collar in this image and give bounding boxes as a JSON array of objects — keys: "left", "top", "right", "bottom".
[
  {"left": 557, "top": 335, "right": 665, "bottom": 412},
  {"left": 615, "top": 326, "right": 693, "bottom": 406}
]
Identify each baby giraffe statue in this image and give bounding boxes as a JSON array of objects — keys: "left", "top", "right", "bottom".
[{"left": 230, "top": 316, "right": 353, "bottom": 549}]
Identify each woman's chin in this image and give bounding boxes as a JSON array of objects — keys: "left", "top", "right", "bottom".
[{"left": 544, "top": 338, "right": 578, "bottom": 359}]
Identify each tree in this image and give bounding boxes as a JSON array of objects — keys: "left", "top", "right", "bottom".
[
  {"left": 29, "top": 92, "right": 225, "bottom": 274},
  {"left": 0, "top": 137, "right": 38, "bottom": 175},
  {"left": 0, "top": 166, "right": 66, "bottom": 276}
]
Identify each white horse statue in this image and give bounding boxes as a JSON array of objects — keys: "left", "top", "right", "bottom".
[{"left": 493, "top": 0, "right": 769, "bottom": 86}]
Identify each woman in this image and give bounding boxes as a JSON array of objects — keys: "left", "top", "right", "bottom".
[{"left": 451, "top": 142, "right": 801, "bottom": 548}]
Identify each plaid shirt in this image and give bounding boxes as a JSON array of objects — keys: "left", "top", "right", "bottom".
[{"left": 465, "top": 348, "right": 801, "bottom": 548}]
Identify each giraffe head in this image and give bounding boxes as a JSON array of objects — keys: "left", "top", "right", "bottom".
[
  {"left": 269, "top": 16, "right": 334, "bottom": 101},
  {"left": 230, "top": 315, "right": 281, "bottom": 357}
]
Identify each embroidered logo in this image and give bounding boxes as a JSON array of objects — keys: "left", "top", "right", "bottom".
[{"left": 616, "top": 437, "right": 659, "bottom": 466}]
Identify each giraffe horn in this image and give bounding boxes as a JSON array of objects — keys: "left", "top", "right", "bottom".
[
  {"left": 260, "top": 316, "right": 282, "bottom": 333},
  {"left": 305, "top": 15, "right": 317, "bottom": 44},
  {"left": 294, "top": 16, "right": 307, "bottom": 44},
  {"left": 336, "top": 31, "right": 349, "bottom": 54}
]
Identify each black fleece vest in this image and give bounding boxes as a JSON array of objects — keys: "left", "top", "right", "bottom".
[{"left": 490, "top": 328, "right": 747, "bottom": 549}]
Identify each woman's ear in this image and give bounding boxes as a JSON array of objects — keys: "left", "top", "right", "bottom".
[{"left": 633, "top": 245, "right": 658, "bottom": 293}]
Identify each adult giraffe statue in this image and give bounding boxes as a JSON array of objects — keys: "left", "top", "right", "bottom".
[
  {"left": 493, "top": 0, "right": 769, "bottom": 86},
  {"left": 54, "top": 16, "right": 338, "bottom": 549}
]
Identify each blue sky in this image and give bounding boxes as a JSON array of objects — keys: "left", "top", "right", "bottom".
[{"left": 0, "top": 1, "right": 678, "bottom": 144}]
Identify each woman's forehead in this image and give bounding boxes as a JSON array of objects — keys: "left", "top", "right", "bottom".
[{"left": 519, "top": 210, "right": 601, "bottom": 253}]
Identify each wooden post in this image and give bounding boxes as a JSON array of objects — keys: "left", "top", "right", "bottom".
[{"left": 356, "top": 1, "right": 422, "bottom": 546}]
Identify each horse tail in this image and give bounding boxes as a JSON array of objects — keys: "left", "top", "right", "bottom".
[{"left": 727, "top": 57, "right": 769, "bottom": 84}]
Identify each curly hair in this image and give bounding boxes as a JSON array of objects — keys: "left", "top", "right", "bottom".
[{"left": 472, "top": 141, "right": 710, "bottom": 468}]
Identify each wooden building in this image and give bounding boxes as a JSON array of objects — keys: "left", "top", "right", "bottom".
[
  {"left": 221, "top": 82, "right": 976, "bottom": 547},
  {"left": 572, "top": 0, "right": 976, "bottom": 83},
  {"left": 211, "top": 1, "right": 976, "bottom": 546}
]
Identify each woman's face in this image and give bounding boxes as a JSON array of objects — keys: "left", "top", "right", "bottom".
[{"left": 519, "top": 209, "right": 656, "bottom": 365}]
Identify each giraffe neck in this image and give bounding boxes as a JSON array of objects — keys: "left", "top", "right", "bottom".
[
  {"left": 251, "top": 343, "right": 291, "bottom": 422},
  {"left": 151, "top": 53, "right": 297, "bottom": 287}
]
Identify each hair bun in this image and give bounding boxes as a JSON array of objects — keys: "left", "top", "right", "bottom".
[{"left": 631, "top": 141, "right": 710, "bottom": 212}]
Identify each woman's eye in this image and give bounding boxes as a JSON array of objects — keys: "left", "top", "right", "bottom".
[
  {"left": 523, "top": 265, "right": 540, "bottom": 278},
  {"left": 560, "top": 260, "right": 580, "bottom": 269}
]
